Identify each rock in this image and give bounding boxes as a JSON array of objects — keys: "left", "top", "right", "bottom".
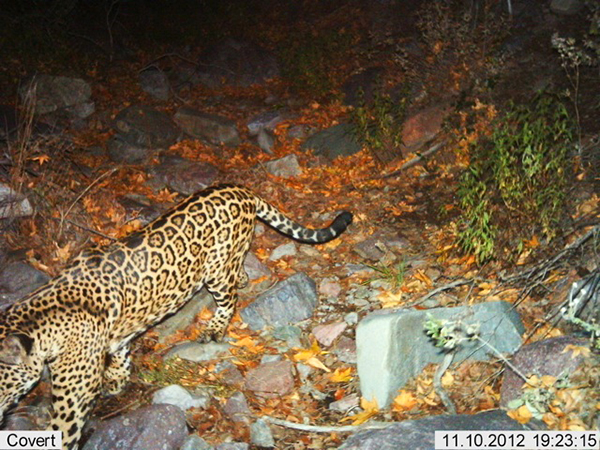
[
  {"left": 223, "top": 392, "right": 252, "bottom": 424},
  {"left": 149, "top": 154, "right": 219, "bottom": 195},
  {"left": 180, "top": 435, "right": 213, "bottom": 450},
  {"left": 329, "top": 394, "right": 360, "bottom": 412},
  {"left": 247, "top": 110, "right": 287, "bottom": 136},
  {"left": 353, "top": 230, "right": 410, "bottom": 262},
  {"left": 339, "top": 410, "right": 543, "bottom": 449},
  {"left": 165, "top": 341, "right": 231, "bottom": 363},
  {"left": 357, "top": 301, "right": 524, "bottom": 408},
  {"left": 139, "top": 67, "right": 170, "bottom": 101},
  {"left": 500, "top": 336, "right": 589, "bottom": 407},
  {"left": 250, "top": 418, "right": 275, "bottom": 447},
  {"left": 174, "top": 107, "right": 241, "bottom": 146},
  {"left": 313, "top": 321, "right": 347, "bottom": 347},
  {"left": 244, "top": 360, "right": 295, "bottom": 398},
  {"left": 20, "top": 75, "right": 93, "bottom": 117},
  {"left": 0, "top": 261, "right": 50, "bottom": 309},
  {"left": 257, "top": 128, "right": 276, "bottom": 154},
  {"left": 271, "top": 325, "right": 303, "bottom": 348},
  {"left": 401, "top": 106, "right": 449, "bottom": 151},
  {"left": 106, "top": 134, "right": 155, "bottom": 164},
  {"left": 152, "top": 289, "right": 212, "bottom": 343},
  {"left": 243, "top": 252, "right": 271, "bottom": 281},
  {"left": 196, "top": 38, "right": 279, "bottom": 88},
  {"left": 240, "top": 273, "right": 318, "bottom": 330},
  {"left": 82, "top": 404, "right": 187, "bottom": 450},
  {"left": 112, "top": 105, "right": 180, "bottom": 149},
  {"left": 215, "top": 444, "right": 249, "bottom": 450},
  {"left": 263, "top": 154, "right": 302, "bottom": 178},
  {"left": 344, "top": 312, "right": 359, "bottom": 325},
  {"left": 302, "top": 123, "right": 362, "bottom": 160},
  {"left": 550, "top": 0, "right": 583, "bottom": 15},
  {"left": 0, "top": 183, "right": 33, "bottom": 218},
  {"left": 152, "top": 384, "right": 209, "bottom": 410},
  {"left": 334, "top": 336, "right": 357, "bottom": 364},
  {"left": 319, "top": 278, "right": 342, "bottom": 298},
  {"left": 215, "top": 360, "right": 245, "bottom": 385},
  {"left": 269, "top": 242, "right": 297, "bottom": 261}
]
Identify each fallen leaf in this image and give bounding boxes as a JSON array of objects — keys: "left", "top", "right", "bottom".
[
  {"left": 329, "top": 367, "right": 353, "bottom": 383},
  {"left": 341, "top": 397, "right": 379, "bottom": 425},
  {"left": 392, "top": 390, "right": 418, "bottom": 411},
  {"left": 562, "top": 344, "right": 590, "bottom": 359},
  {"left": 507, "top": 405, "right": 532, "bottom": 424}
]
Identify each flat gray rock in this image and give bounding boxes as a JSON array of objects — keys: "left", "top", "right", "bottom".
[{"left": 357, "top": 301, "right": 524, "bottom": 408}]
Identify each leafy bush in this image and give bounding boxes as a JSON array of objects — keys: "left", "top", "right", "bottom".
[
  {"left": 351, "top": 89, "right": 408, "bottom": 164},
  {"left": 457, "top": 95, "right": 574, "bottom": 263}
]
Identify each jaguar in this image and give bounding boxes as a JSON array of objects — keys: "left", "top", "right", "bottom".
[{"left": 0, "top": 184, "right": 352, "bottom": 449}]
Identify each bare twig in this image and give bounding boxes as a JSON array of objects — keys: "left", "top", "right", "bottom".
[
  {"left": 52, "top": 217, "right": 116, "bottom": 242},
  {"left": 372, "top": 140, "right": 446, "bottom": 180},
  {"left": 500, "top": 224, "right": 600, "bottom": 284},
  {"left": 433, "top": 351, "right": 456, "bottom": 414},
  {"left": 262, "top": 416, "right": 393, "bottom": 433},
  {"left": 58, "top": 167, "right": 118, "bottom": 235},
  {"left": 407, "top": 279, "right": 473, "bottom": 307}
]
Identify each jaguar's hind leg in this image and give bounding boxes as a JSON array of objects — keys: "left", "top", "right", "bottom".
[
  {"left": 102, "top": 345, "right": 131, "bottom": 396},
  {"left": 199, "top": 280, "right": 238, "bottom": 343}
]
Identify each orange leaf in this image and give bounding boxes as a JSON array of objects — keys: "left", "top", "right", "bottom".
[
  {"left": 392, "top": 390, "right": 418, "bottom": 411},
  {"left": 328, "top": 367, "right": 353, "bottom": 383},
  {"left": 562, "top": 344, "right": 590, "bottom": 359},
  {"left": 507, "top": 405, "right": 532, "bottom": 424}
]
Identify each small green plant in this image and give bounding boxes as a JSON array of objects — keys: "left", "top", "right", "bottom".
[
  {"left": 351, "top": 89, "right": 408, "bottom": 165},
  {"left": 138, "top": 356, "right": 204, "bottom": 387},
  {"left": 456, "top": 95, "right": 574, "bottom": 263},
  {"left": 364, "top": 259, "right": 407, "bottom": 292}
]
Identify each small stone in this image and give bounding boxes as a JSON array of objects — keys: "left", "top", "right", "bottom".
[
  {"left": 319, "top": 278, "right": 342, "bottom": 298},
  {"left": 271, "top": 325, "right": 303, "bottom": 348},
  {"left": 313, "top": 321, "right": 347, "bottom": 347},
  {"left": 165, "top": 341, "right": 231, "bottom": 362},
  {"left": 344, "top": 312, "right": 359, "bottom": 325},
  {"left": 180, "top": 435, "right": 213, "bottom": 450},
  {"left": 152, "top": 385, "right": 209, "bottom": 410},
  {"left": 250, "top": 418, "right": 275, "bottom": 447},
  {"left": 224, "top": 392, "right": 251, "bottom": 424},
  {"left": 215, "top": 360, "right": 244, "bottom": 385},
  {"left": 329, "top": 394, "right": 360, "bottom": 412},
  {"left": 334, "top": 336, "right": 357, "bottom": 364},
  {"left": 269, "top": 242, "right": 297, "bottom": 261},
  {"left": 263, "top": 154, "right": 302, "bottom": 178},
  {"left": 245, "top": 360, "right": 295, "bottom": 398}
]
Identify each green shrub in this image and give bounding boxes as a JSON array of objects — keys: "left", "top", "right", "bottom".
[
  {"left": 457, "top": 95, "right": 574, "bottom": 263},
  {"left": 351, "top": 89, "right": 408, "bottom": 164}
]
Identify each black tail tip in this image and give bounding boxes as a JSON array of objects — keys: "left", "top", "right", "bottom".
[{"left": 332, "top": 211, "right": 353, "bottom": 233}]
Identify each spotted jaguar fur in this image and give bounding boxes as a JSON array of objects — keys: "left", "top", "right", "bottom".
[{"left": 0, "top": 184, "right": 352, "bottom": 449}]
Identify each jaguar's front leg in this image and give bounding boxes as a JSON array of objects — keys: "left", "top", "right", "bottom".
[{"left": 48, "top": 350, "right": 104, "bottom": 450}]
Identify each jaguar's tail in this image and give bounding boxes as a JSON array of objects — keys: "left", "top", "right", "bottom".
[{"left": 255, "top": 197, "right": 352, "bottom": 244}]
